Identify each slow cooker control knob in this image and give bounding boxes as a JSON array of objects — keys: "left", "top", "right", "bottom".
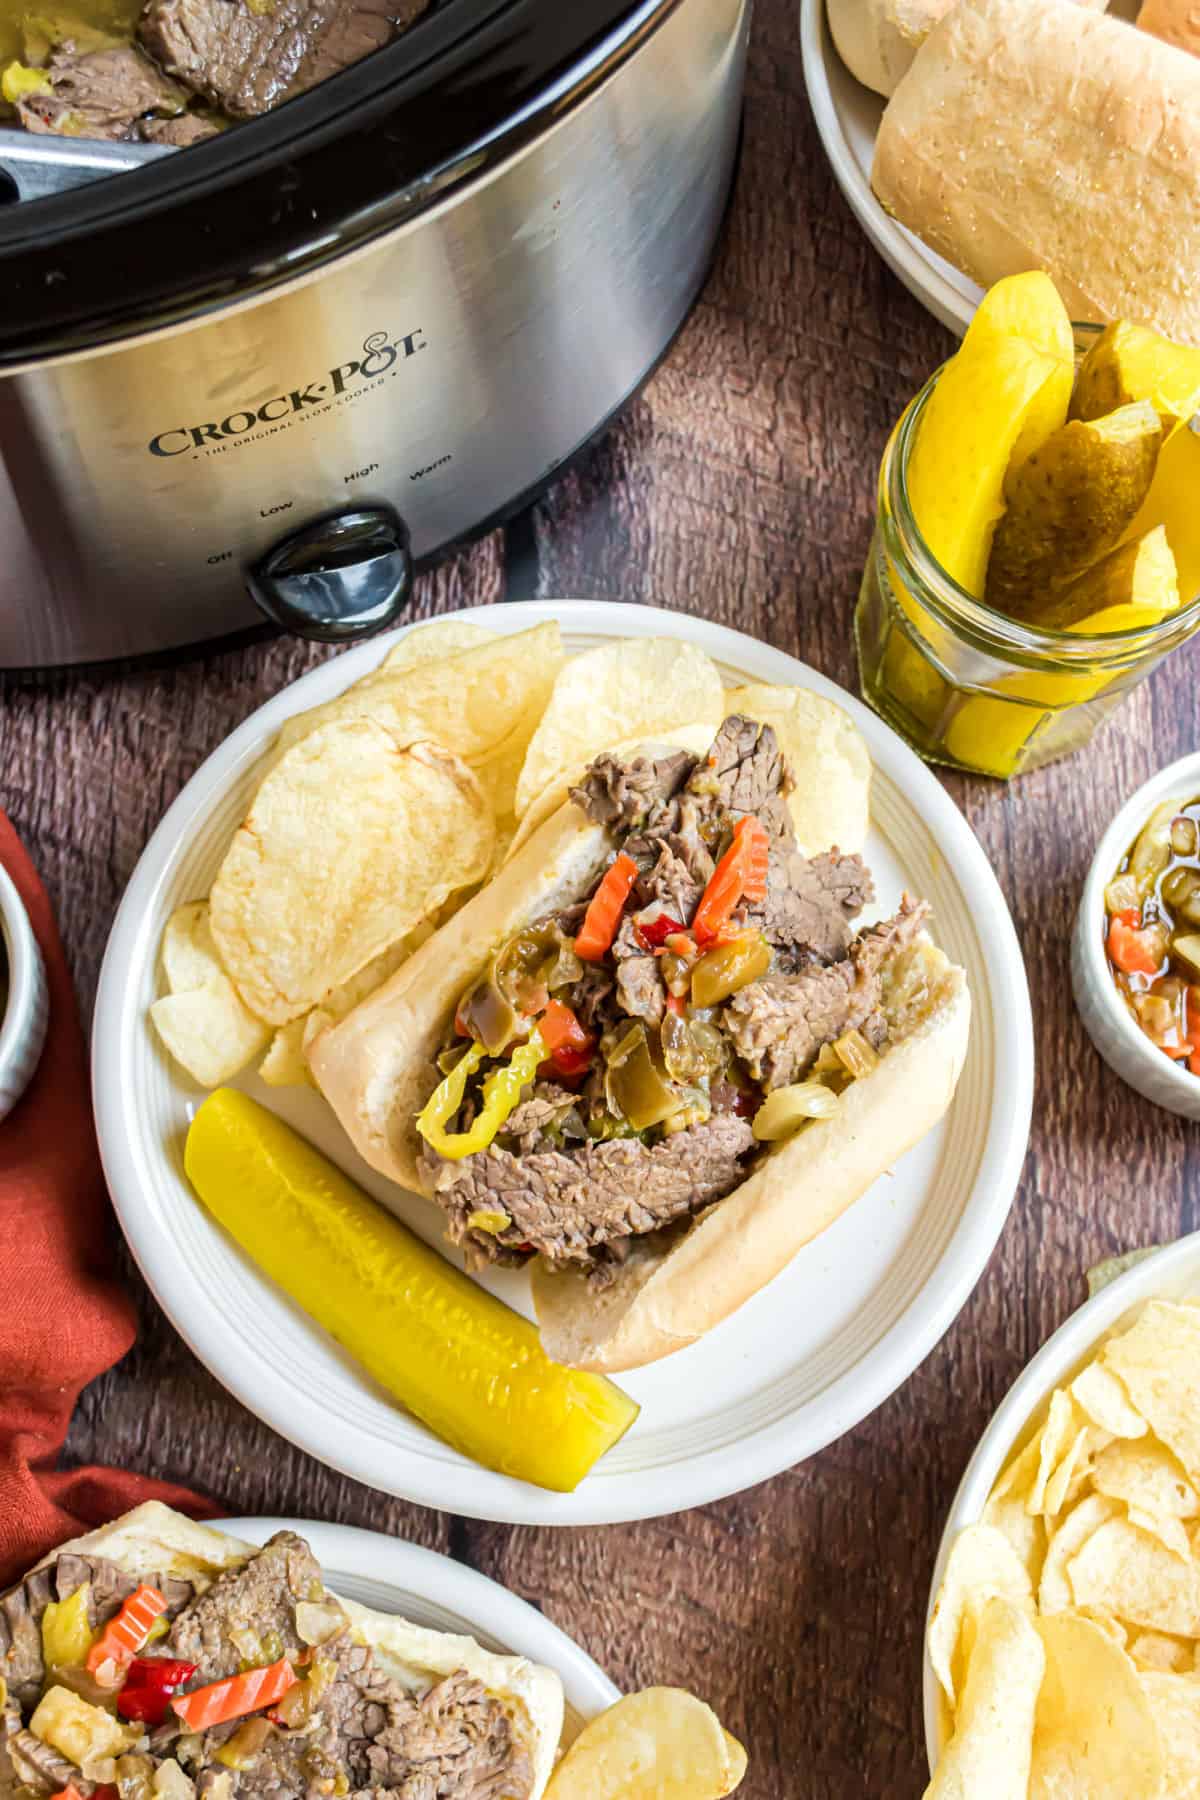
[{"left": 246, "top": 506, "right": 413, "bottom": 644}]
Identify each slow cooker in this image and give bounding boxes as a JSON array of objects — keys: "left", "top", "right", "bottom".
[{"left": 0, "top": 0, "right": 749, "bottom": 667}]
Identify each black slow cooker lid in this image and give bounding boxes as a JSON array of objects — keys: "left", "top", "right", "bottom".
[{"left": 0, "top": 0, "right": 681, "bottom": 367}]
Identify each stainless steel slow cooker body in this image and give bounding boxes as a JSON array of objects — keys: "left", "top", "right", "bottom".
[{"left": 0, "top": 0, "right": 749, "bottom": 667}]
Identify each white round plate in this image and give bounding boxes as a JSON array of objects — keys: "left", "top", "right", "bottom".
[
  {"left": 218, "top": 1515, "right": 617, "bottom": 1744},
  {"left": 799, "top": 0, "right": 980, "bottom": 337},
  {"left": 94, "top": 599, "right": 1033, "bottom": 1526},
  {"left": 922, "top": 1232, "right": 1200, "bottom": 1774}
]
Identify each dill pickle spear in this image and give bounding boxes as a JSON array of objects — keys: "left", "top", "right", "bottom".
[
  {"left": 185, "top": 1088, "right": 638, "bottom": 1491},
  {"left": 1038, "top": 526, "right": 1179, "bottom": 631},
  {"left": 985, "top": 401, "right": 1162, "bottom": 620}
]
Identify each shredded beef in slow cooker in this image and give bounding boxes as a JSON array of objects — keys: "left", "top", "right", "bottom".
[
  {"left": 0, "top": 1531, "right": 532, "bottom": 1800},
  {"left": 14, "top": 44, "right": 188, "bottom": 139},
  {"left": 139, "top": 0, "right": 428, "bottom": 119},
  {"left": 3, "top": 0, "right": 433, "bottom": 144}
]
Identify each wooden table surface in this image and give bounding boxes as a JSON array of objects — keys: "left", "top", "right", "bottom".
[{"left": 3, "top": 3, "right": 1199, "bottom": 1794}]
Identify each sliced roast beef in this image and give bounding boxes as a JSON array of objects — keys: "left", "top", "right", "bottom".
[
  {"left": 503, "top": 1084, "right": 581, "bottom": 1154},
  {"left": 139, "top": 0, "right": 430, "bottom": 119},
  {"left": 15, "top": 44, "right": 188, "bottom": 139},
  {"left": 749, "top": 847, "right": 874, "bottom": 965},
  {"left": 167, "top": 1532, "right": 324, "bottom": 1680},
  {"left": 687, "top": 715, "right": 794, "bottom": 834},
  {"left": 723, "top": 961, "right": 859, "bottom": 1090},
  {"left": 6, "top": 1726, "right": 84, "bottom": 1796},
  {"left": 724, "top": 898, "right": 931, "bottom": 1089},
  {"left": 357, "top": 1670, "right": 530, "bottom": 1800},
  {"left": 570, "top": 750, "right": 693, "bottom": 832},
  {"left": 426, "top": 1115, "right": 756, "bottom": 1282},
  {"left": 615, "top": 954, "right": 666, "bottom": 1026},
  {"left": 632, "top": 842, "right": 703, "bottom": 922}
]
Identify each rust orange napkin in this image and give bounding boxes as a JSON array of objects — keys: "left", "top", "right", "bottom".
[{"left": 0, "top": 814, "right": 217, "bottom": 1586}]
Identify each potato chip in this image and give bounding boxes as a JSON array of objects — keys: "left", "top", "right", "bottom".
[
  {"left": 381, "top": 619, "right": 495, "bottom": 668},
  {"left": 722, "top": 683, "right": 872, "bottom": 855},
  {"left": 1094, "top": 1438, "right": 1200, "bottom": 1523},
  {"left": 1038, "top": 1494, "right": 1121, "bottom": 1614},
  {"left": 928, "top": 1525, "right": 1035, "bottom": 1707},
  {"left": 160, "top": 901, "right": 228, "bottom": 994},
  {"left": 1068, "top": 1515, "right": 1200, "bottom": 1635},
  {"left": 1103, "top": 1301, "right": 1200, "bottom": 1484},
  {"left": 1042, "top": 1423, "right": 1108, "bottom": 1521},
  {"left": 1029, "top": 1614, "right": 1163, "bottom": 1798},
  {"left": 514, "top": 638, "right": 724, "bottom": 820},
  {"left": 150, "top": 987, "right": 271, "bottom": 1089},
  {"left": 925, "top": 1597, "right": 1043, "bottom": 1800},
  {"left": 1130, "top": 1631, "right": 1193, "bottom": 1672},
  {"left": 259, "top": 1018, "right": 313, "bottom": 1088},
  {"left": 505, "top": 723, "right": 718, "bottom": 864},
  {"left": 150, "top": 901, "right": 270, "bottom": 1086},
  {"left": 543, "top": 1689, "right": 746, "bottom": 1799},
  {"left": 273, "top": 622, "right": 564, "bottom": 774},
  {"left": 211, "top": 721, "right": 493, "bottom": 1025},
  {"left": 1129, "top": 1507, "right": 1193, "bottom": 1562},
  {"left": 1025, "top": 1392, "right": 1082, "bottom": 1515},
  {"left": 259, "top": 923, "right": 430, "bottom": 1087},
  {"left": 984, "top": 1439, "right": 1048, "bottom": 1586},
  {"left": 1140, "top": 1671, "right": 1200, "bottom": 1794},
  {"left": 1070, "top": 1363, "right": 1148, "bottom": 1440}
]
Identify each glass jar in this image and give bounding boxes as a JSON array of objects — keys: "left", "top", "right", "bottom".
[{"left": 854, "top": 371, "right": 1200, "bottom": 780}]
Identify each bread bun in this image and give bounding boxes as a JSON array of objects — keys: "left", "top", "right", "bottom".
[
  {"left": 872, "top": 0, "right": 1200, "bottom": 344},
  {"left": 827, "top": 0, "right": 958, "bottom": 97}
]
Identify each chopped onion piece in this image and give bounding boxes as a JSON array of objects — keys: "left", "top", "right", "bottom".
[
  {"left": 153, "top": 1760, "right": 196, "bottom": 1800},
  {"left": 294, "top": 1602, "right": 347, "bottom": 1648},
  {"left": 752, "top": 1082, "right": 839, "bottom": 1142},
  {"left": 832, "top": 1029, "right": 879, "bottom": 1080}
]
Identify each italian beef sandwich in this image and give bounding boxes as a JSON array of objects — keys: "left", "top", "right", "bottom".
[
  {"left": 311, "top": 711, "right": 970, "bottom": 1373},
  {"left": 0, "top": 1503, "right": 561, "bottom": 1800}
]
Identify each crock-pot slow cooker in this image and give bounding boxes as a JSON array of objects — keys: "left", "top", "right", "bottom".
[{"left": 0, "top": 0, "right": 749, "bottom": 667}]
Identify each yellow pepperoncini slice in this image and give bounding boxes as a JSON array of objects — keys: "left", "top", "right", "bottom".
[
  {"left": 41, "top": 1585, "right": 95, "bottom": 1672},
  {"left": 417, "top": 1028, "right": 547, "bottom": 1160}
]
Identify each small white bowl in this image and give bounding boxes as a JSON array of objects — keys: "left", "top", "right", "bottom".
[
  {"left": 0, "top": 861, "right": 48, "bottom": 1120},
  {"left": 923, "top": 1231, "right": 1200, "bottom": 1774},
  {"left": 1071, "top": 752, "right": 1200, "bottom": 1122}
]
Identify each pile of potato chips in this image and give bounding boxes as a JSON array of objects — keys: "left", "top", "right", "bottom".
[
  {"left": 150, "top": 617, "right": 871, "bottom": 1092},
  {"left": 927, "top": 1297, "right": 1200, "bottom": 1797}
]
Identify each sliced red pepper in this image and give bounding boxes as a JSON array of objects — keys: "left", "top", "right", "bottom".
[
  {"left": 87, "top": 1585, "right": 168, "bottom": 1680},
  {"left": 692, "top": 818, "right": 770, "bottom": 945},
  {"left": 665, "top": 992, "right": 687, "bottom": 1017},
  {"left": 637, "top": 912, "right": 686, "bottom": 950},
  {"left": 171, "top": 1656, "right": 298, "bottom": 1731},
  {"left": 539, "top": 998, "right": 596, "bottom": 1080},
  {"left": 575, "top": 854, "right": 639, "bottom": 962},
  {"left": 116, "top": 1657, "right": 199, "bottom": 1725},
  {"left": 1106, "top": 909, "right": 1163, "bottom": 978}
]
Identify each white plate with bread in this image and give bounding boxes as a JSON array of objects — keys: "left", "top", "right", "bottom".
[
  {"left": 803, "top": 0, "right": 1200, "bottom": 346},
  {"left": 93, "top": 600, "right": 1032, "bottom": 1527}
]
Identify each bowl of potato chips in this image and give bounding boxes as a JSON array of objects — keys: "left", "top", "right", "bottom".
[{"left": 924, "top": 1233, "right": 1200, "bottom": 1797}]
